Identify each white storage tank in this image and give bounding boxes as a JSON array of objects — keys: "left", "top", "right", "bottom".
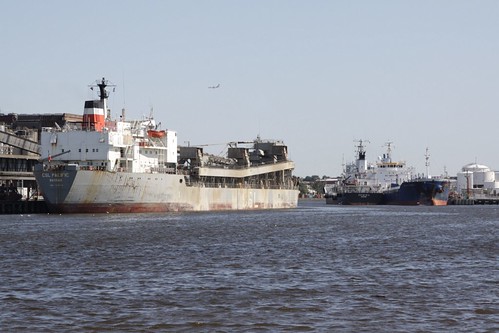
[
  {"left": 474, "top": 171, "right": 486, "bottom": 186},
  {"left": 483, "top": 170, "right": 495, "bottom": 183},
  {"left": 165, "top": 130, "right": 178, "bottom": 164},
  {"left": 462, "top": 163, "right": 489, "bottom": 172},
  {"left": 484, "top": 181, "right": 499, "bottom": 191}
]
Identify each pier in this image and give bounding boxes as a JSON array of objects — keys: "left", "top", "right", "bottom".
[
  {"left": 447, "top": 198, "right": 499, "bottom": 205},
  {"left": 0, "top": 200, "right": 48, "bottom": 214}
]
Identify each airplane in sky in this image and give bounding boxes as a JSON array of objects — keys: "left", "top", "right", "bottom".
[{"left": 208, "top": 84, "right": 220, "bottom": 89}]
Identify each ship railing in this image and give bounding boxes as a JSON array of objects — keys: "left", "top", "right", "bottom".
[
  {"left": 340, "top": 185, "right": 383, "bottom": 193},
  {"left": 200, "top": 160, "right": 292, "bottom": 170},
  {"left": 109, "top": 167, "right": 177, "bottom": 174},
  {"left": 79, "top": 165, "right": 108, "bottom": 171},
  {"left": 42, "top": 164, "right": 69, "bottom": 171},
  {"left": 149, "top": 167, "right": 176, "bottom": 174},
  {"left": 189, "top": 182, "right": 296, "bottom": 190}
]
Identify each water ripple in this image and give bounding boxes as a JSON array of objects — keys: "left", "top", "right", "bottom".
[{"left": 0, "top": 202, "right": 497, "bottom": 331}]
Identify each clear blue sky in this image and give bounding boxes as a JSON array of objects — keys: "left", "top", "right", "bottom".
[{"left": 2, "top": 1, "right": 499, "bottom": 177}]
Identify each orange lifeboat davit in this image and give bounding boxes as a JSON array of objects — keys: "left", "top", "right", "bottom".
[{"left": 147, "top": 129, "right": 166, "bottom": 138}]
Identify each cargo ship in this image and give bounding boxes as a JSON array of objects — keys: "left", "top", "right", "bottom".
[
  {"left": 325, "top": 141, "right": 412, "bottom": 205},
  {"left": 33, "top": 78, "right": 299, "bottom": 213},
  {"left": 325, "top": 142, "right": 450, "bottom": 206}
]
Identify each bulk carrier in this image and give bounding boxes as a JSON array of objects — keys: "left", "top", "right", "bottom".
[{"left": 34, "top": 78, "right": 299, "bottom": 213}]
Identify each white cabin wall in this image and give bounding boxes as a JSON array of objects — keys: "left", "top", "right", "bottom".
[
  {"left": 166, "top": 130, "right": 177, "bottom": 164},
  {"left": 41, "top": 130, "right": 115, "bottom": 165}
]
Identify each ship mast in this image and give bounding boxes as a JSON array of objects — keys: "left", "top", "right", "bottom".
[
  {"left": 383, "top": 141, "right": 393, "bottom": 163},
  {"left": 425, "top": 147, "right": 430, "bottom": 179},
  {"left": 84, "top": 77, "right": 116, "bottom": 131},
  {"left": 97, "top": 78, "right": 109, "bottom": 99},
  {"left": 89, "top": 77, "right": 116, "bottom": 120},
  {"left": 354, "top": 139, "right": 369, "bottom": 174}
]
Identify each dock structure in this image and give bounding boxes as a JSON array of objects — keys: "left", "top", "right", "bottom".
[
  {"left": 0, "top": 129, "right": 40, "bottom": 154},
  {"left": 0, "top": 200, "right": 48, "bottom": 214},
  {"left": 0, "top": 113, "right": 82, "bottom": 214},
  {"left": 448, "top": 198, "right": 499, "bottom": 205}
]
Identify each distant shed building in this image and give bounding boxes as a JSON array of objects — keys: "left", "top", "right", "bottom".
[{"left": 0, "top": 113, "right": 83, "bottom": 140}]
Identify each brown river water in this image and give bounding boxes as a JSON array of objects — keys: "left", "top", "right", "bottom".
[{"left": 0, "top": 200, "right": 497, "bottom": 332}]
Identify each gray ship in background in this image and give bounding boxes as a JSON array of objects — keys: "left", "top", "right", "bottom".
[{"left": 34, "top": 78, "right": 299, "bottom": 213}]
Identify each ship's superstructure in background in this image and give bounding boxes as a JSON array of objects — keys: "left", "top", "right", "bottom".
[
  {"left": 325, "top": 142, "right": 450, "bottom": 206},
  {"left": 34, "top": 78, "right": 299, "bottom": 213}
]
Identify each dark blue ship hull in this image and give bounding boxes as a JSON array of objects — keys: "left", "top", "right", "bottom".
[
  {"left": 338, "top": 192, "right": 384, "bottom": 205},
  {"left": 383, "top": 179, "right": 450, "bottom": 206}
]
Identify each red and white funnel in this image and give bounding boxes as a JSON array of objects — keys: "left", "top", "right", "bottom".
[{"left": 83, "top": 77, "right": 110, "bottom": 131}]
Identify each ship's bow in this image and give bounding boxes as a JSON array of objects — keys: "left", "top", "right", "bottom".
[{"left": 34, "top": 164, "right": 78, "bottom": 210}]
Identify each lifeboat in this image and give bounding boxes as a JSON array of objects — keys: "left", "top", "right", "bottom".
[{"left": 147, "top": 129, "right": 166, "bottom": 138}]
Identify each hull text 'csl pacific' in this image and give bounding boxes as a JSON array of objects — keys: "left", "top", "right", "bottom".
[{"left": 34, "top": 78, "right": 299, "bottom": 213}]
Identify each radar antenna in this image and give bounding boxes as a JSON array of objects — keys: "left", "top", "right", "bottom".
[{"left": 89, "top": 77, "right": 116, "bottom": 100}]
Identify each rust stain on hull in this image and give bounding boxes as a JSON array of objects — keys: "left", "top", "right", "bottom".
[
  {"left": 48, "top": 203, "right": 194, "bottom": 214},
  {"left": 432, "top": 199, "right": 448, "bottom": 206},
  {"left": 47, "top": 201, "right": 297, "bottom": 214},
  {"left": 36, "top": 167, "right": 300, "bottom": 214}
]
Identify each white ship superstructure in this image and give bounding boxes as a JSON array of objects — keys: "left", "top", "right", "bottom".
[
  {"left": 342, "top": 141, "right": 413, "bottom": 190},
  {"left": 326, "top": 141, "right": 414, "bottom": 205}
]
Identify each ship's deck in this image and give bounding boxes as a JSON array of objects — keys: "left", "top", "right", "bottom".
[{"left": 193, "top": 161, "right": 295, "bottom": 178}]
